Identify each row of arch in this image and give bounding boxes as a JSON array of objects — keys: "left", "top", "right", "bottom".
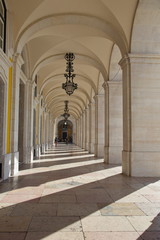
[{"left": 0, "top": 0, "right": 160, "bottom": 180}]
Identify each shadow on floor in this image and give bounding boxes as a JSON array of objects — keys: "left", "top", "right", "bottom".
[{"left": 0, "top": 148, "right": 159, "bottom": 239}]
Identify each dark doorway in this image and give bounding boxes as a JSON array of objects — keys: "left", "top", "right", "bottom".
[{"left": 63, "top": 132, "right": 67, "bottom": 139}]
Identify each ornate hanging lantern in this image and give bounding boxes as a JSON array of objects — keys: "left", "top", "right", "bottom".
[
  {"left": 61, "top": 100, "right": 70, "bottom": 120},
  {"left": 62, "top": 53, "right": 78, "bottom": 95}
]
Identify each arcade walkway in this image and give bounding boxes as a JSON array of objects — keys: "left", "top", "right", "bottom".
[{"left": 0, "top": 144, "right": 160, "bottom": 240}]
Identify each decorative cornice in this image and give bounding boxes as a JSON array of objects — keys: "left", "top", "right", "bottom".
[
  {"left": 129, "top": 53, "right": 160, "bottom": 64},
  {"left": 119, "top": 53, "right": 160, "bottom": 68},
  {"left": 107, "top": 80, "right": 122, "bottom": 85}
]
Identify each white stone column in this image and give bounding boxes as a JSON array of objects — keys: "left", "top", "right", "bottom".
[
  {"left": 41, "top": 111, "right": 45, "bottom": 154},
  {"left": 75, "top": 120, "right": 78, "bottom": 145},
  {"left": 120, "top": 54, "right": 160, "bottom": 177},
  {"left": 23, "top": 80, "right": 34, "bottom": 163},
  {"left": 85, "top": 107, "right": 90, "bottom": 151},
  {"left": 94, "top": 94, "right": 105, "bottom": 157},
  {"left": 119, "top": 56, "right": 131, "bottom": 176},
  {"left": 49, "top": 117, "right": 54, "bottom": 148},
  {"left": 88, "top": 103, "right": 92, "bottom": 153},
  {"left": 48, "top": 113, "right": 53, "bottom": 148},
  {"left": 10, "top": 53, "right": 24, "bottom": 175},
  {"left": 90, "top": 100, "right": 95, "bottom": 153},
  {"left": 84, "top": 108, "right": 88, "bottom": 150},
  {"left": 82, "top": 111, "right": 86, "bottom": 149},
  {"left": 79, "top": 116, "right": 82, "bottom": 148},
  {"left": 35, "top": 102, "right": 41, "bottom": 157},
  {"left": 78, "top": 118, "right": 81, "bottom": 147},
  {"left": 108, "top": 81, "right": 123, "bottom": 164},
  {"left": 45, "top": 111, "right": 49, "bottom": 151},
  {"left": 103, "top": 82, "right": 109, "bottom": 163}
]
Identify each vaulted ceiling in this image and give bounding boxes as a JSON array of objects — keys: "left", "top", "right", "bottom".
[{"left": 6, "top": 0, "right": 138, "bottom": 119}]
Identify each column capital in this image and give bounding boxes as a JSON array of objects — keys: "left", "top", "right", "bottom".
[
  {"left": 119, "top": 54, "right": 130, "bottom": 70},
  {"left": 107, "top": 80, "right": 122, "bottom": 86},
  {"left": 88, "top": 101, "right": 92, "bottom": 107},
  {"left": 93, "top": 94, "right": 104, "bottom": 101},
  {"left": 102, "top": 81, "right": 109, "bottom": 90},
  {"left": 13, "top": 53, "right": 24, "bottom": 67}
]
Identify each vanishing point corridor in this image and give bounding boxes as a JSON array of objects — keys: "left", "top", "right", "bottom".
[{"left": 0, "top": 144, "right": 160, "bottom": 240}]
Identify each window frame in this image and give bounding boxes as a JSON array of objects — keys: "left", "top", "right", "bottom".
[{"left": 0, "top": 0, "right": 6, "bottom": 52}]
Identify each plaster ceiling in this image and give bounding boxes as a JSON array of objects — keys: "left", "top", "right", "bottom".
[{"left": 6, "top": 0, "right": 138, "bottom": 120}]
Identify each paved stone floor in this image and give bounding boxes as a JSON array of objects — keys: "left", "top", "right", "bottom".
[{"left": 0, "top": 144, "right": 160, "bottom": 240}]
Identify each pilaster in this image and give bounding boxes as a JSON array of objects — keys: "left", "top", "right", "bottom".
[
  {"left": 10, "top": 53, "right": 24, "bottom": 175},
  {"left": 119, "top": 55, "right": 131, "bottom": 176}
]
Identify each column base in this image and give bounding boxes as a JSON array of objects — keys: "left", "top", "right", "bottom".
[
  {"left": 45, "top": 143, "right": 49, "bottom": 151},
  {"left": 97, "top": 144, "right": 104, "bottom": 157},
  {"left": 109, "top": 146, "right": 122, "bottom": 164},
  {"left": 122, "top": 150, "right": 160, "bottom": 177},
  {"left": 94, "top": 143, "right": 97, "bottom": 156},
  {"left": 35, "top": 145, "right": 41, "bottom": 158},
  {"left": 88, "top": 142, "right": 91, "bottom": 153},
  {"left": 48, "top": 142, "right": 53, "bottom": 149},
  {"left": 82, "top": 143, "right": 85, "bottom": 149},
  {"left": 90, "top": 143, "right": 95, "bottom": 154},
  {"left": 104, "top": 146, "right": 109, "bottom": 163},
  {"left": 85, "top": 143, "right": 89, "bottom": 151},
  {"left": 1, "top": 154, "right": 12, "bottom": 180},
  {"left": 131, "top": 151, "right": 160, "bottom": 177},
  {"left": 122, "top": 150, "right": 131, "bottom": 176},
  {"left": 23, "top": 146, "right": 33, "bottom": 163},
  {"left": 11, "top": 152, "right": 19, "bottom": 176},
  {"left": 41, "top": 144, "right": 45, "bottom": 154}
]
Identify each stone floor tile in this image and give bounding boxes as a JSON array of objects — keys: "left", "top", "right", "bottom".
[
  {"left": 136, "top": 186, "right": 159, "bottom": 195},
  {"left": 25, "top": 232, "right": 84, "bottom": 240},
  {"left": 0, "top": 216, "right": 32, "bottom": 231},
  {"left": 139, "top": 231, "right": 160, "bottom": 240},
  {"left": 84, "top": 232, "right": 142, "bottom": 240},
  {"left": 8, "top": 186, "right": 44, "bottom": 196},
  {"left": 98, "top": 202, "right": 145, "bottom": 216},
  {"left": 0, "top": 233, "right": 26, "bottom": 240},
  {"left": 11, "top": 203, "right": 57, "bottom": 216},
  {"left": 39, "top": 193, "right": 77, "bottom": 203},
  {"left": 113, "top": 193, "right": 150, "bottom": 203},
  {"left": 29, "top": 216, "right": 82, "bottom": 232},
  {"left": 76, "top": 189, "right": 112, "bottom": 203},
  {"left": 81, "top": 216, "right": 135, "bottom": 231},
  {"left": 0, "top": 203, "right": 16, "bottom": 216},
  {"left": 42, "top": 188, "right": 74, "bottom": 196},
  {"left": 127, "top": 216, "right": 160, "bottom": 231},
  {"left": 0, "top": 194, "right": 40, "bottom": 203},
  {"left": 57, "top": 203, "right": 101, "bottom": 216},
  {"left": 143, "top": 194, "right": 160, "bottom": 202},
  {"left": 136, "top": 202, "right": 160, "bottom": 216},
  {"left": 0, "top": 144, "right": 160, "bottom": 239}
]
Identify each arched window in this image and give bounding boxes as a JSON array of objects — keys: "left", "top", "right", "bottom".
[{"left": 0, "top": 0, "right": 6, "bottom": 52}]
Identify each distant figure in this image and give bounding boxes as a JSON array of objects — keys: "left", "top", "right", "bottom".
[
  {"left": 66, "top": 138, "right": 68, "bottom": 144},
  {"left": 54, "top": 137, "right": 58, "bottom": 147}
]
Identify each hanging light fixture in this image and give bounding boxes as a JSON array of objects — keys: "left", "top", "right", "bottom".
[
  {"left": 61, "top": 100, "right": 70, "bottom": 120},
  {"left": 62, "top": 53, "right": 78, "bottom": 96}
]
